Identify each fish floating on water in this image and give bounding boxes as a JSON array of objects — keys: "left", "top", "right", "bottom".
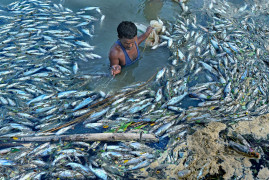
[{"left": 0, "top": 0, "right": 268, "bottom": 179}]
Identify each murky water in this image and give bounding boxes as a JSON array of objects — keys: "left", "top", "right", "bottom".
[
  {"left": 0, "top": 0, "right": 260, "bottom": 94},
  {"left": 55, "top": 0, "right": 182, "bottom": 93},
  {"left": 0, "top": 0, "right": 182, "bottom": 93}
]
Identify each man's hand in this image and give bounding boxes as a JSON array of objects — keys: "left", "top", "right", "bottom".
[
  {"left": 138, "top": 26, "right": 154, "bottom": 45},
  {"left": 111, "top": 65, "right": 121, "bottom": 77},
  {"left": 146, "top": 26, "right": 154, "bottom": 36}
]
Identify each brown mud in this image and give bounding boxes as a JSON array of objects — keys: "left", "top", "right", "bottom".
[{"left": 144, "top": 114, "right": 269, "bottom": 179}]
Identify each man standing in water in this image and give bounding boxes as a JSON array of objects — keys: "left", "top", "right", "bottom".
[{"left": 109, "top": 21, "right": 153, "bottom": 76}]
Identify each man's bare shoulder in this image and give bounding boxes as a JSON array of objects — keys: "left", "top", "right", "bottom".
[{"left": 109, "top": 43, "right": 123, "bottom": 58}]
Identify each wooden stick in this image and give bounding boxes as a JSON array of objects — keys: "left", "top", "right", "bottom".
[
  {"left": 9, "top": 133, "right": 158, "bottom": 142},
  {"left": 42, "top": 70, "right": 158, "bottom": 133}
]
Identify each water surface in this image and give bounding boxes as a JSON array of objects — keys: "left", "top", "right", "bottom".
[{"left": 54, "top": 0, "right": 182, "bottom": 93}]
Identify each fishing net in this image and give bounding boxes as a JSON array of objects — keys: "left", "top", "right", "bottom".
[{"left": 145, "top": 20, "right": 163, "bottom": 47}]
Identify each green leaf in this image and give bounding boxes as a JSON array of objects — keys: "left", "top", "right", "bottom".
[
  {"left": 134, "top": 124, "right": 145, "bottom": 129},
  {"left": 10, "top": 148, "right": 20, "bottom": 153},
  {"left": 119, "top": 122, "right": 132, "bottom": 132},
  {"left": 63, "top": 143, "right": 71, "bottom": 149}
]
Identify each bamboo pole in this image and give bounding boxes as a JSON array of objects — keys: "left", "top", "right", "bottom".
[{"left": 8, "top": 133, "right": 158, "bottom": 142}]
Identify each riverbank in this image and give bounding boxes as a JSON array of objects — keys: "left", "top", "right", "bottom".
[{"left": 159, "top": 114, "right": 269, "bottom": 179}]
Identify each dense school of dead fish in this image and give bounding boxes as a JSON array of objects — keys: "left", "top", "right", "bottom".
[{"left": 0, "top": 0, "right": 268, "bottom": 179}]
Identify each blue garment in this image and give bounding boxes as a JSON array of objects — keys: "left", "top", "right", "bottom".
[{"left": 116, "top": 40, "right": 140, "bottom": 66}]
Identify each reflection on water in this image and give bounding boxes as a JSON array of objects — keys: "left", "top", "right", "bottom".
[{"left": 141, "top": 0, "right": 164, "bottom": 21}]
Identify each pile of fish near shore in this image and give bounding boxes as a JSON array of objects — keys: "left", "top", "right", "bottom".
[{"left": 0, "top": 0, "right": 268, "bottom": 179}]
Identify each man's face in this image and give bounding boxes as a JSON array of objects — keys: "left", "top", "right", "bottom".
[{"left": 120, "top": 37, "right": 136, "bottom": 50}]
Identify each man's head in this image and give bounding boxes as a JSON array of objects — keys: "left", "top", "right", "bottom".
[{"left": 117, "top": 21, "right": 137, "bottom": 50}]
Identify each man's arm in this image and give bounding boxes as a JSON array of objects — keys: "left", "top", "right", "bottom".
[
  {"left": 137, "top": 26, "right": 153, "bottom": 45},
  {"left": 109, "top": 50, "right": 122, "bottom": 76}
]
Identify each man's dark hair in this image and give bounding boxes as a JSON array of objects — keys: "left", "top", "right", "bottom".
[{"left": 117, "top": 21, "right": 137, "bottom": 39}]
